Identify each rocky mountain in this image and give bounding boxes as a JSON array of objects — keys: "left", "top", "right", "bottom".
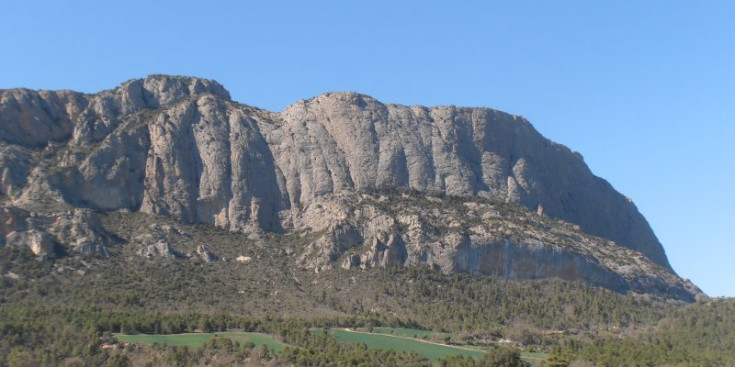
[{"left": 0, "top": 75, "right": 700, "bottom": 300}]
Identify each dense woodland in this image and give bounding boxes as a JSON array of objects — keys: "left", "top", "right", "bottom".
[
  {"left": 1, "top": 210, "right": 734, "bottom": 366},
  {"left": 0, "top": 306, "right": 530, "bottom": 366},
  {"left": 559, "top": 298, "right": 735, "bottom": 366}
]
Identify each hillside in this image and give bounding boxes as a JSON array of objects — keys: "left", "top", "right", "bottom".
[
  {"left": 0, "top": 75, "right": 700, "bottom": 300},
  {"left": 1, "top": 223, "right": 732, "bottom": 365},
  {"left": 3, "top": 74, "right": 728, "bottom": 366}
]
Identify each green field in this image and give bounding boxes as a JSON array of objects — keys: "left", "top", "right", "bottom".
[
  {"left": 313, "top": 328, "right": 485, "bottom": 363},
  {"left": 371, "top": 327, "right": 456, "bottom": 339},
  {"left": 114, "top": 332, "right": 286, "bottom": 352},
  {"left": 116, "top": 329, "right": 544, "bottom": 365},
  {"left": 314, "top": 328, "right": 546, "bottom": 365}
]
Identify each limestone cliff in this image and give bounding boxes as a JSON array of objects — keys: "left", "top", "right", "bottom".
[{"left": 0, "top": 75, "right": 696, "bottom": 299}]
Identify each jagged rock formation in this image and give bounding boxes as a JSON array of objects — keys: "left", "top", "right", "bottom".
[
  {"left": 0, "top": 207, "right": 114, "bottom": 257},
  {"left": 5, "top": 229, "right": 56, "bottom": 257},
  {"left": 0, "top": 75, "right": 697, "bottom": 299},
  {"left": 294, "top": 191, "right": 699, "bottom": 300},
  {"left": 137, "top": 241, "right": 178, "bottom": 259},
  {"left": 195, "top": 244, "right": 217, "bottom": 263}
]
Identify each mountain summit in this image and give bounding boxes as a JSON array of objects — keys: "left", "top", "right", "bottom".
[{"left": 0, "top": 75, "right": 700, "bottom": 300}]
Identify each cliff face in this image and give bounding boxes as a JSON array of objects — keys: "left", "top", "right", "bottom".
[
  {"left": 270, "top": 92, "right": 669, "bottom": 268},
  {"left": 0, "top": 75, "right": 695, "bottom": 299}
]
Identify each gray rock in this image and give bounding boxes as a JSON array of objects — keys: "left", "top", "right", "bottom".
[
  {"left": 0, "top": 75, "right": 695, "bottom": 298},
  {"left": 6, "top": 229, "right": 56, "bottom": 256},
  {"left": 0, "top": 207, "right": 113, "bottom": 257},
  {"left": 0, "top": 146, "right": 34, "bottom": 198},
  {"left": 47, "top": 209, "right": 112, "bottom": 257},
  {"left": 272, "top": 92, "right": 667, "bottom": 268},
  {"left": 0, "top": 207, "right": 30, "bottom": 236},
  {"left": 137, "top": 241, "right": 178, "bottom": 259},
  {"left": 294, "top": 193, "right": 700, "bottom": 301},
  {"left": 195, "top": 244, "right": 217, "bottom": 262},
  {"left": 341, "top": 254, "right": 360, "bottom": 270}
]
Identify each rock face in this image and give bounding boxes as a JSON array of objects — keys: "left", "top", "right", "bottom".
[
  {"left": 195, "top": 244, "right": 217, "bottom": 263},
  {"left": 271, "top": 93, "right": 667, "bottom": 268},
  {"left": 0, "top": 75, "right": 696, "bottom": 299},
  {"left": 137, "top": 241, "right": 178, "bottom": 259},
  {"left": 294, "top": 192, "right": 699, "bottom": 300},
  {"left": 6, "top": 229, "right": 57, "bottom": 256},
  {"left": 0, "top": 207, "right": 115, "bottom": 257}
]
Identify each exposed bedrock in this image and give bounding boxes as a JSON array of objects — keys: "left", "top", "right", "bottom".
[{"left": 0, "top": 75, "right": 696, "bottom": 299}]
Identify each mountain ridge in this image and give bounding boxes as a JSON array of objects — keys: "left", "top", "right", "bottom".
[{"left": 0, "top": 75, "right": 698, "bottom": 300}]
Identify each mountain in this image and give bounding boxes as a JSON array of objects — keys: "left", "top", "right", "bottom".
[{"left": 0, "top": 74, "right": 700, "bottom": 300}]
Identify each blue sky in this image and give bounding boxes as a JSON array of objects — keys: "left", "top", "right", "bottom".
[{"left": 2, "top": 1, "right": 733, "bottom": 297}]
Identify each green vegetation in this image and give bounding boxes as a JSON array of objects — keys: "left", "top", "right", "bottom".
[
  {"left": 114, "top": 331, "right": 286, "bottom": 351},
  {"left": 1, "top": 206, "right": 733, "bottom": 366},
  {"left": 562, "top": 298, "right": 735, "bottom": 366},
  {"left": 285, "top": 328, "right": 527, "bottom": 367},
  {"left": 316, "top": 328, "right": 546, "bottom": 366},
  {"left": 520, "top": 352, "right": 550, "bottom": 367},
  {"left": 0, "top": 305, "right": 527, "bottom": 366},
  {"left": 372, "top": 327, "right": 456, "bottom": 339},
  {"left": 115, "top": 332, "right": 215, "bottom": 348},
  {"left": 0, "top": 222, "right": 680, "bottom": 336},
  {"left": 435, "top": 348, "right": 529, "bottom": 367},
  {"left": 316, "top": 328, "right": 484, "bottom": 362}
]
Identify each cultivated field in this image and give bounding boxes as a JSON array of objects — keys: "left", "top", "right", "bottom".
[
  {"left": 116, "top": 329, "right": 546, "bottom": 365},
  {"left": 371, "top": 327, "right": 456, "bottom": 339},
  {"left": 329, "top": 329, "right": 484, "bottom": 362}
]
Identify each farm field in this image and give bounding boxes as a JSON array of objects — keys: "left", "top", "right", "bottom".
[
  {"left": 115, "top": 329, "right": 546, "bottom": 365},
  {"left": 316, "top": 328, "right": 547, "bottom": 365},
  {"left": 114, "top": 332, "right": 286, "bottom": 352},
  {"left": 371, "top": 327, "right": 456, "bottom": 339},
  {"left": 313, "top": 328, "right": 485, "bottom": 363}
]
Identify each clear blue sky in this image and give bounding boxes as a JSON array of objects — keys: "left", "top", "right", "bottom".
[{"left": 2, "top": 1, "right": 733, "bottom": 297}]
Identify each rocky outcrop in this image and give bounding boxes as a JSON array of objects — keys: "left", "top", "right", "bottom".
[
  {"left": 0, "top": 207, "right": 114, "bottom": 257},
  {"left": 5, "top": 229, "right": 57, "bottom": 256},
  {"left": 0, "top": 75, "right": 694, "bottom": 299},
  {"left": 293, "top": 191, "right": 700, "bottom": 301},
  {"left": 137, "top": 241, "right": 178, "bottom": 259},
  {"left": 47, "top": 209, "right": 112, "bottom": 257},
  {"left": 128, "top": 222, "right": 220, "bottom": 262},
  {"left": 271, "top": 93, "right": 667, "bottom": 268},
  {"left": 195, "top": 244, "right": 217, "bottom": 263}
]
